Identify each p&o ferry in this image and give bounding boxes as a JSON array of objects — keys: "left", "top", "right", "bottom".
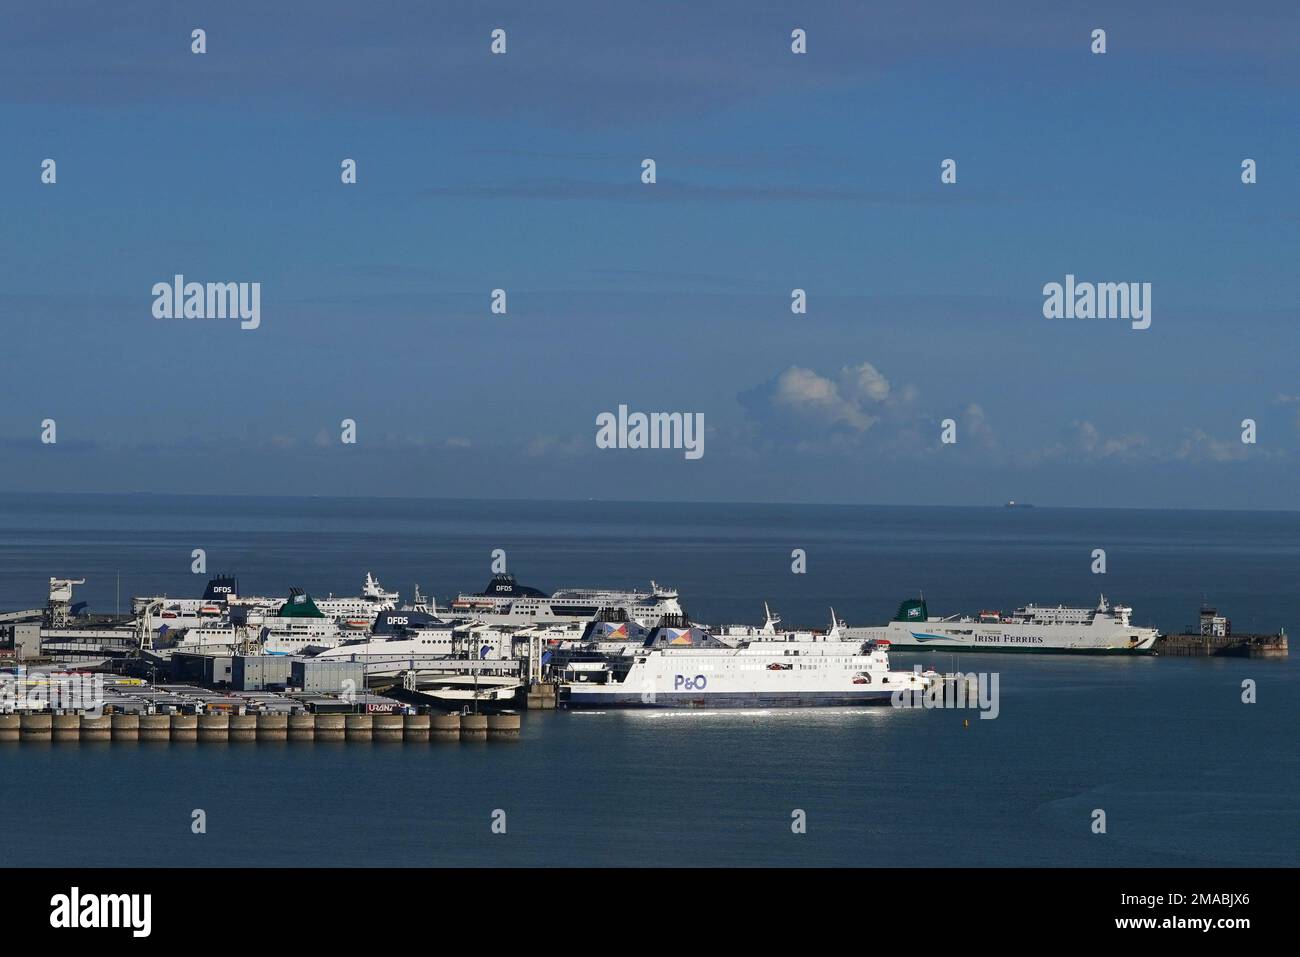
[{"left": 559, "top": 626, "right": 931, "bottom": 708}]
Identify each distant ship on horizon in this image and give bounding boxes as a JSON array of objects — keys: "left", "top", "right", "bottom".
[{"left": 1004, "top": 500, "right": 1034, "bottom": 508}]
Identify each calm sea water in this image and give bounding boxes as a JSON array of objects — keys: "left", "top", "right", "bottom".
[{"left": 1, "top": 493, "right": 1296, "bottom": 867}]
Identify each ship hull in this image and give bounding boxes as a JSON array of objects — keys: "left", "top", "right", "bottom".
[
  {"left": 563, "top": 689, "right": 898, "bottom": 708},
  {"left": 846, "top": 622, "right": 1158, "bottom": 655},
  {"left": 869, "top": 642, "right": 1155, "bottom": 655}
]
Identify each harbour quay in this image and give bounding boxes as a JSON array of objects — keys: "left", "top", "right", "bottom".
[
  {"left": 1154, "top": 632, "right": 1288, "bottom": 657},
  {"left": 0, "top": 675, "right": 523, "bottom": 744},
  {"left": 1153, "top": 607, "right": 1288, "bottom": 658}
]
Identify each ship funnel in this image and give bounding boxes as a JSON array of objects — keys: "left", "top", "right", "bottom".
[{"left": 894, "top": 598, "right": 928, "bottom": 622}]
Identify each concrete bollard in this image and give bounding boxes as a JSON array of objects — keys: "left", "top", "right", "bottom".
[
  {"left": 52, "top": 713, "right": 82, "bottom": 742},
  {"left": 314, "top": 714, "right": 345, "bottom": 741},
  {"left": 257, "top": 714, "right": 288, "bottom": 741},
  {"left": 373, "top": 713, "right": 404, "bottom": 742},
  {"left": 0, "top": 714, "right": 20, "bottom": 742},
  {"left": 460, "top": 714, "right": 488, "bottom": 741},
  {"left": 345, "top": 714, "right": 374, "bottom": 741},
  {"left": 526, "top": 683, "right": 559, "bottom": 710},
  {"left": 81, "top": 715, "right": 112, "bottom": 741},
  {"left": 228, "top": 714, "right": 257, "bottom": 742},
  {"left": 20, "top": 713, "right": 53, "bottom": 741},
  {"left": 111, "top": 714, "right": 140, "bottom": 741},
  {"left": 198, "top": 714, "right": 230, "bottom": 742},
  {"left": 403, "top": 714, "right": 431, "bottom": 742},
  {"left": 170, "top": 714, "right": 198, "bottom": 741},
  {"left": 139, "top": 714, "right": 171, "bottom": 741},
  {"left": 431, "top": 713, "right": 461, "bottom": 741},
  {"left": 487, "top": 713, "right": 521, "bottom": 740},
  {"left": 288, "top": 713, "right": 316, "bottom": 741}
]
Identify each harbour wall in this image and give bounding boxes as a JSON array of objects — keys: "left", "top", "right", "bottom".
[
  {"left": 0, "top": 711, "right": 521, "bottom": 743},
  {"left": 1154, "top": 633, "right": 1288, "bottom": 658}
]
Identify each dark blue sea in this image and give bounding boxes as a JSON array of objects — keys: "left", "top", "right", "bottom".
[{"left": 1, "top": 493, "right": 1296, "bottom": 867}]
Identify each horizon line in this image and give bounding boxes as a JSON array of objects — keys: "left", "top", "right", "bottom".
[{"left": 1, "top": 488, "right": 1297, "bottom": 515}]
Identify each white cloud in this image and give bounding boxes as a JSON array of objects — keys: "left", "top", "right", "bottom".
[
  {"left": 841, "top": 361, "right": 892, "bottom": 403},
  {"left": 962, "top": 403, "right": 996, "bottom": 448},
  {"left": 749, "top": 360, "right": 901, "bottom": 435},
  {"left": 771, "top": 366, "right": 877, "bottom": 431},
  {"left": 1173, "top": 428, "right": 1249, "bottom": 463},
  {"left": 1072, "top": 420, "right": 1148, "bottom": 459}
]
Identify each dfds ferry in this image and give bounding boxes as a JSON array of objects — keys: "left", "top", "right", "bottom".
[
  {"left": 846, "top": 595, "right": 1159, "bottom": 654},
  {"left": 560, "top": 626, "right": 932, "bottom": 708},
  {"left": 137, "top": 572, "right": 399, "bottom": 634},
  {"left": 133, "top": 575, "right": 252, "bottom": 632}
]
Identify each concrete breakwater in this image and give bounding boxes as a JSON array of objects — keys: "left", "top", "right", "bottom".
[
  {"left": 1154, "top": 632, "right": 1288, "bottom": 658},
  {"left": 0, "top": 711, "right": 521, "bottom": 743}
]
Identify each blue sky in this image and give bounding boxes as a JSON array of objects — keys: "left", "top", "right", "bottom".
[{"left": 1, "top": 1, "right": 1298, "bottom": 508}]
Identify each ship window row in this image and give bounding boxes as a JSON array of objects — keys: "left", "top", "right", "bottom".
[{"left": 662, "top": 660, "right": 866, "bottom": 672}]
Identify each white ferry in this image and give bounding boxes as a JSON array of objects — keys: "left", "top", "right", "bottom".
[
  {"left": 134, "top": 576, "right": 246, "bottom": 633},
  {"left": 172, "top": 615, "right": 261, "bottom": 654},
  {"left": 450, "top": 574, "right": 686, "bottom": 627},
  {"left": 560, "top": 626, "right": 931, "bottom": 708},
  {"left": 136, "top": 573, "right": 397, "bottom": 634},
  {"left": 846, "top": 595, "right": 1159, "bottom": 654},
  {"left": 314, "top": 572, "right": 399, "bottom": 627},
  {"left": 713, "top": 603, "right": 848, "bottom": 646},
  {"left": 314, "top": 619, "right": 511, "bottom": 665},
  {"left": 174, "top": 588, "right": 344, "bottom": 655}
]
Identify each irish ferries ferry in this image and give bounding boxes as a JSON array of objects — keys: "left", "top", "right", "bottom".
[
  {"left": 846, "top": 595, "right": 1159, "bottom": 654},
  {"left": 559, "top": 626, "right": 932, "bottom": 708}
]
